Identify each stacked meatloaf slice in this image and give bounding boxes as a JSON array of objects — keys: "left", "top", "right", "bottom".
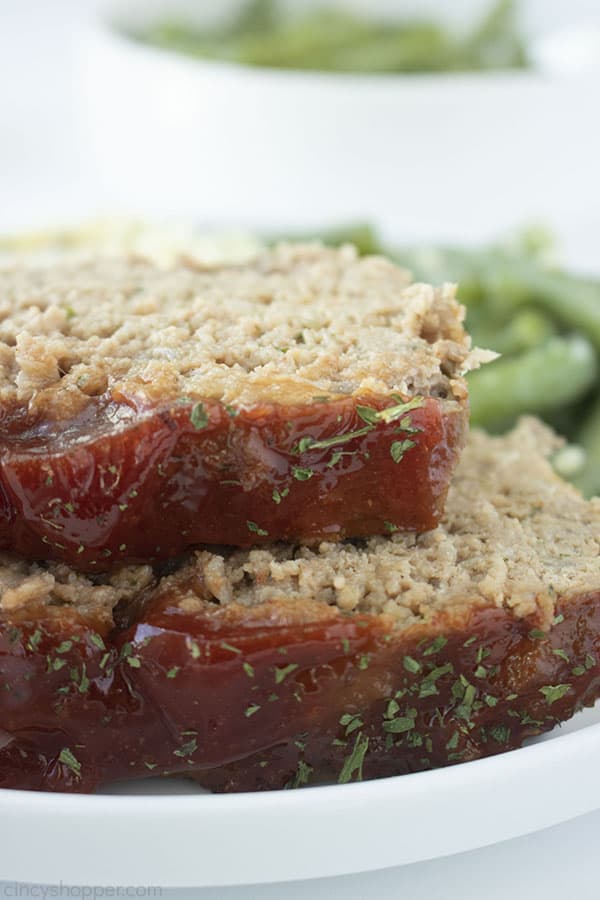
[
  {"left": 0, "top": 244, "right": 479, "bottom": 568},
  {"left": 1, "top": 243, "right": 600, "bottom": 794}
]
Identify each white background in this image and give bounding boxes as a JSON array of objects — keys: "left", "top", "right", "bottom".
[{"left": 1, "top": 0, "right": 600, "bottom": 895}]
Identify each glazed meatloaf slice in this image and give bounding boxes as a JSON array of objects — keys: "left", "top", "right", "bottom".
[
  {"left": 1, "top": 418, "right": 600, "bottom": 793},
  {"left": 0, "top": 244, "right": 483, "bottom": 569}
]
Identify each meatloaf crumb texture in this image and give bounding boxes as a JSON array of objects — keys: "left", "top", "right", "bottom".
[{"left": 0, "top": 243, "right": 482, "bottom": 415}]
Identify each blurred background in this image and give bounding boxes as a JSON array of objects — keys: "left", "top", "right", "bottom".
[
  {"left": 2, "top": 0, "right": 599, "bottom": 249},
  {"left": 2, "top": 0, "right": 600, "bottom": 489}
]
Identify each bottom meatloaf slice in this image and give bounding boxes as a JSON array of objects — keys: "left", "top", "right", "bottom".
[{"left": 1, "top": 418, "right": 600, "bottom": 793}]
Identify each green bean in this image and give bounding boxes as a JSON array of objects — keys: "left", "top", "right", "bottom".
[
  {"left": 138, "top": 0, "right": 527, "bottom": 74},
  {"left": 484, "top": 264, "right": 600, "bottom": 348},
  {"left": 470, "top": 308, "right": 556, "bottom": 357},
  {"left": 572, "top": 394, "right": 600, "bottom": 498},
  {"left": 468, "top": 335, "right": 598, "bottom": 432}
]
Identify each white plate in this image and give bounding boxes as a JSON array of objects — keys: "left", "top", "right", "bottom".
[{"left": 1, "top": 703, "right": 600, "bottom": 888}]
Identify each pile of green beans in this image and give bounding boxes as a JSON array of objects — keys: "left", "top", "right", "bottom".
[
  {"left": 282, "top": 223, "right": 600, "bottom": 497},
  {"left": 136, "top": 0, "right": 527, "bottom": 74}
]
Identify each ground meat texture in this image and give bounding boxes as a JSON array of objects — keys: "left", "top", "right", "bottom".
[
  {"left": 0, "top": 244, "right": 485, "bottom": 565},
  {"left": 1, "top": 421, "right": 600, "bottom": 793}
]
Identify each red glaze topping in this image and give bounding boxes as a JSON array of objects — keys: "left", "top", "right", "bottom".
[
  {"left": 0, "top": 394, "right": 466, "bottom": 569},
  {"left": 1, "top": 591, "right": 599, "bottom": 793}
]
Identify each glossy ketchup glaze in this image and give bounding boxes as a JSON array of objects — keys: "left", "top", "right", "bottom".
[
  {"left": 1, "top": 590, "right": 600, "bottom": 793},
  {"left": 0, "top": 393, "right": 466, "bottom": 569}
]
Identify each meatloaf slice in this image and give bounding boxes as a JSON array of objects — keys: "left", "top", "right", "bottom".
[
  {"left": 0, "top": 244, "right": 481, "bottom": 568},
  {"left": 1, "top": 419, "right": 600, "bottom": 793}
]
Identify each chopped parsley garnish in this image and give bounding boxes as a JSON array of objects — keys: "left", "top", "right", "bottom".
[
  {"left": 390, "top": 439, "right": 416, "bottom": 464},
  {"left": 174, "top": 737, "right": 197, "bottom": 758},
  {"left": 245, "top": 704, "right": 261, "bottom": 718},
  {"left": 383, "top": 716, "right": 416, "bottom": 734},
  {"left": 275, "top": 663, "right": 299, "bottom": 684},
  {"left": 403, "top": 655, "right": 421, "bottom": 674},
  {"left": 58, "top": 747, "right": 81, "bottom": 780},
  {"left": 340, "top": 712, "right": 364, "bottom": 736},
  {"left": 91, "top": 635, "right": 106, "bottom": 655},
  {"left": 272, "top": 487, "right": 289, "bottom": 504},
  {"left": 246, "top": 520, "right": 269, "bottom": 536},
  {"left": 423, "top": 635, "right": 448, "bottom": 656},
  {"left": 292, "top": 467, "right": 314, "bottom": 481},
  {"left": 190, "top": 402, "right": 209, "bottom": 430},
  {"left": 529, "top": 629, "right": 546, "bottom": 640},
  {"left": 539, "top": 684, "right": 571, "bottom": 705},
  {"left": 338, "top": 732, "right": 369, "bottom": 784}
]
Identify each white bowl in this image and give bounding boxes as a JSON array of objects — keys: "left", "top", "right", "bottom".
[{"left": 80, "top": 0, "right": 600, "bottom": 243}]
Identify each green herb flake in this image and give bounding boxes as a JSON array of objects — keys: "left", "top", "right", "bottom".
[
  {"left": 187, "top": 637, "right": 201, "bottom": 659},
  {"left": 358, "top": 655, "right": 370, "bottom": 670},
  {"left": 553, "top": 613, "right": 565, "bottom": 625},
  {"left": 489, "top": 725, "right": 510, "bottom": 744},
  {"left": 340, "top": 712, "right": 364, "bottom": 736},
  {"left": 572, "top": 665, "right": 586, "bottom": 677},
  {"left": 529, "top": 629, "right": 546, "bottom": 640},
  {"left": 342, "top": 638, "right": 351, "bottom": 654},
  {"left": 539, "top": 684, "right": 571, "bottom": 705},
  {"left": 423, "top": 635, "right": 448, "bottom": 657},
  {"left": 292, "top": 466, "right": 313, "bottom": 481},
  {"left": 287, "top": 760, "right": 313, "bottom": 789},
  {"left": 246, "top": 520, "right": 269, "bottom": 536},
  {"left": 384, "top": 521, "right": 399, "bottom": 534},
  {"left": 327, "top": 450, "right": 344, "bottom": 468},
  {"left": 463, "top": 635, "right": 477, "bottom": 647},
  {"left": 446, "top": 730, "right": 460, "bottom": 750},
  {"left": 243, "top": 661, "right": 255, "bottom": 679},
  {"left": 484, "top": 694, "right": 498, "bottom": 707},
  {"left": 553, "top": 649, "right": 570, "bottom": 663},
  {"left": 390, "top": 439, "right": 416, "bottom": 464},
  {"left": 403, "top": 655, "right": 421, "bottom": 674},
  {"left": 474, "top": 665, "right": 487, "bottom": 678},
  {"left": 58, "top": 747, "right": 81, "bottom": 780},
  {"left": 89, "top": 633, "right": 106, "bottom": 651},
  {"left": 245, "top": 704, "right": 261, "bottom": 718},
  {"left": 383, "top": 716, "right": 416, "bottom": 734},
  {"left": 166, "top": 666, "right": 180, "bottom": 679},
  {"left": 338, "top": 732, "right": 369, "bottom": 784},
  {"left": 385, "top": 699, "right": 400, "bottom": 719},
  {"left": 220, "top": 641, "right": 241, "bottom": 655},
  {"left": 356, "top": 405, "right": 379, "bottom": 425},
  {"left": 126, "top": 656, "right": 141, "bottom": 669},
  {"left": 174, "top": 737, "right": 197, "bottom": 758},
  {"left": 377, "top": 396, "right": 424, "bottom": 424},
  {"left": 27, "top": 629, "right": 43, "bottom": 652},
  {"left": 272, "top": 487, "right": 289, "bottom": 504},
  {"left": 56, "top": 640, "right": 73, "bottom": 654},
  {"left": 190, "top": 402, "right": 209, "bottom": 430},
  {"left": 585, "top": 654, "right": 595, "bottom": 670},
  {"left": 275, "top": 663, "right": 299, "bottom": 684}
]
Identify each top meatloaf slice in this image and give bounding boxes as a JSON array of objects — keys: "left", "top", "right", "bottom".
[
  {"left": 1, "top": 419, "right": 600, "bottom": 793},
  {"left": 0, "top": 243, "right": 483, "bottom": 568}
]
